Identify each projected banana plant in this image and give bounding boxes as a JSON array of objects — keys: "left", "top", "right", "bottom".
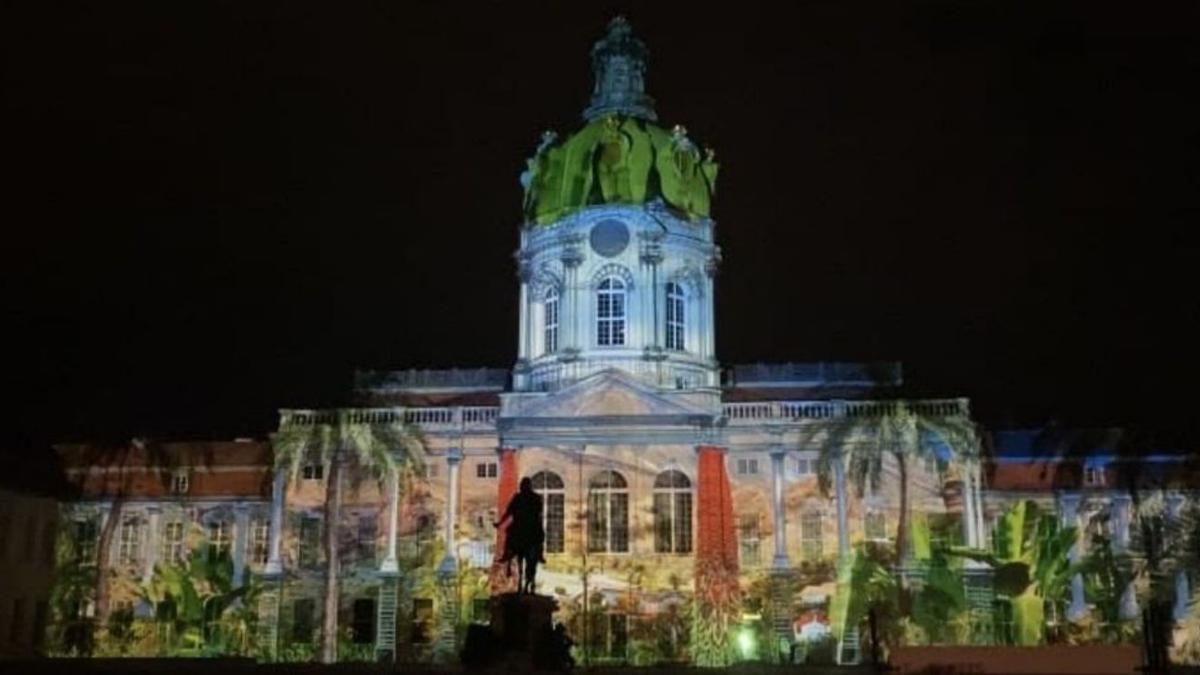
[
  {"left": 947, "top": 500, "right": 1076, "bottom": 645},
  {"left": 138, "top": 548, "right": 258, "bottom": 655}
]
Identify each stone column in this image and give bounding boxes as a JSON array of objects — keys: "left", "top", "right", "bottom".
[
  {"left": 1059, "top": 494, "right": 1088, "bottom": 621},
  {"left": 962, "top": 463, "right": 978, "bottom": 548},
  {"left": 1113, "top": 495, "right": 1140, "bottom": 620},
  {"left": 437, "top": 448, "right": 463, "bottom": 576},
  {"left": 1167, "top": 494, "right": 1191, "bottom": 620},
  {"left": 233, "top": 503, "right": 250, "bottom": 586},
  {"left": 264, "top": 470, "right": 286, "bottom": 577},
  {"left": 833, "top": 451, "right": 850, "bottom": 563},
  {"left": 972, "top": 463, "right": 987, "bottom": 547},
  {"left": 380, "top": 468, "right": 401, "bottom": 574},
  {"left": 562, "top": 245, "right": 583, "bottom": 356},
  {"left": 518, "top": 262, "right": 532, "bottom": 362},
  {"left": 769, "top": 446, "right": 790, "bottom": 568},
  {"left": 143, "top": 506, "right": 161, "bottom": 584}
]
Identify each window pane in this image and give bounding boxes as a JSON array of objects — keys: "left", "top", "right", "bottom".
[
  {"left": 588, "top": 492, "right": 608, "bottom": 553},
  {"left": 654, "top": 492, "right": 672, "bottom": 553},
  {"left": 546, "top": 493, "right": 565, "bottom": 554},
  {"left": 675, "top": 493, "right": 693, "bottom": 553},
  {"left": 610, "top": 493, "right": 629, "bottom": 553}
]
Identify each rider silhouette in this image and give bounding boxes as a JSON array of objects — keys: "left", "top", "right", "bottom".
[{"left": 495, "top": 477, "right": 545, "bottom": 593}]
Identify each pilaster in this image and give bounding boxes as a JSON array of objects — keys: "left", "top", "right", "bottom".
[
  {"left": 1059, "top": 493, "right": 1088, "bottom": 621},
  {"left": 233, "top": 503, "right": 250, "bottom": 586},
  {"left": 264, "top": 471, "right": 286, "bottom": 577},
  {"left": 768, "top": 444, "right": 789, "bottom": 569}
]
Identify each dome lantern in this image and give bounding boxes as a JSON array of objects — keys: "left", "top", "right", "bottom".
[{"left": 583, "top": 17, "right": 657, "bottom": 122}]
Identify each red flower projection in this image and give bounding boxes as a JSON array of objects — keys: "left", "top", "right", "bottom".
[
  {"left": 488, "top": 448, "right": 519, "bottom": 594},
  {"left": 692, "top": 444, "right": 741, "bottom": 665}
]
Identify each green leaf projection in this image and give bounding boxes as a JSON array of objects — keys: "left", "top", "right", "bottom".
[{"left": 523, "top": 116, "right": 718, "bottom": 225}]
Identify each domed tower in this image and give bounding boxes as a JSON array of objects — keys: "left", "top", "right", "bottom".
[{"left": 512, "top": 18, "right": 722, "bottom": 393}]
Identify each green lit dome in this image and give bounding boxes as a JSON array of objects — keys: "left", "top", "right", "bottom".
[
  {"left": 522, "top": 116, "right": 718, "bottom": 225},
  {"left": 519, "top": 19, "right": 718, "bottom": 226}
]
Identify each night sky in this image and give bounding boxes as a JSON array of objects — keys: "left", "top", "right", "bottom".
[{"left": 6, "top": 2, "right": 1199, "bottom": 464}]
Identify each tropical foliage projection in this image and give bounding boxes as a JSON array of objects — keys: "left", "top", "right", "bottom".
[{"left": 522, "top": 115, "right": 718, "bottom": 225}]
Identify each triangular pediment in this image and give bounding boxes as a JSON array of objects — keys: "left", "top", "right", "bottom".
[{"left": 521, "top": 369, "right": 707, "bottom": 418}]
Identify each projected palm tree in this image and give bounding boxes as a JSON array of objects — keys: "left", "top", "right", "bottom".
[{"left": 272, "top": 410, "right": 424, "bottom": 663}]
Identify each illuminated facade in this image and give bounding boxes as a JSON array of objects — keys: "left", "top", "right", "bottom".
[{"left": 44, "top": 18, "right": 1198, "bottom": 666}]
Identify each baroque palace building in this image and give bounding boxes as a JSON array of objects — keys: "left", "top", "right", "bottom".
[{"left": 43, "top": 18, "right": 1197, "bottom": 665}]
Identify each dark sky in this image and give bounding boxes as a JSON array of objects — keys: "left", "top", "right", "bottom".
[{"left": 6, "top": 2, "right": 1200, "bottom": 458}]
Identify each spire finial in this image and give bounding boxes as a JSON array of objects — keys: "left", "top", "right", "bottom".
[{"left": 583, "top": 17, "right": 657, "bottom": 122}]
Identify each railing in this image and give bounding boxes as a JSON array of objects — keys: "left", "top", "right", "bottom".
[
  {"left": 723, "top": 398, "right": 969, "bottom": 423},
  {"left": 280, "top": 406, "right": 499, "bottom": 431}
]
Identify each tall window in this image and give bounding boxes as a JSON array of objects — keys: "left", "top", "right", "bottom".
[
  {"left": 588, "top": 471, "right": 629, "bottom": 553},
  {"left": 208, "top": 521, "right": 231, "bottom": 560},
  {"left": 298, "top": 516, "right": 320, "bottom": 568},
  {"left": 356, "top": 516, "right": 377, "bottom": 565},
  {"left": 865, "top": 510, "right": 888, "bottom": 541},
  {"left": 73, "top": 520, "right": 97, "bottom": 564},
  {"left": 530, "top": 471, "right": 565, "bottom": 554},
  {"left": 251, "top": 519, "right": 270, "bottom": 565},
  {"left": 739, "top": 514, "right": 761, "bottom": 567},
  {"left": 654, "top": 470, "right": 693, "bottom": 553},
  {"left": 292, "top": 598, "right": 315, "bottom": 643},
  {"left": 352, "top": 598, "right": 376, "bottom": 645},
  {"left": 665, "top": 282, "right": 685, "bottom": 350},
  {"left": 118, "top": 518, "right": 141, "bottom": 566},
  {"left": 596, "top": 277, "right": 626, "bottom": 346},
  {"left": 801, "top": 509, "right": 823, "bottom": 560},
  {"left": 161, "top": 520, "right": 186, "bottom": 564},
  {"left": 544, "top": 289, "right": 559, "bottom": 354}
]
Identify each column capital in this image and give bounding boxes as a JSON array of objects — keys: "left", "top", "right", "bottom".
[
  {"left": 446, "top": 448, "right": 463, "bottom": 465},
  {"left": 768, "top": 445, "right": 788, "bottom": 459}
]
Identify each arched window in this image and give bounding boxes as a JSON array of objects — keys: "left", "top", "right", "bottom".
[
  {"left": 665, "top": 282, "right": 685, "bottom": 351},
  {"left": 587, "top": 470, "right": 629, "bottom": 553},
  {"left": 530, "top": 471, "right": 565, "bottom": 554},
  {"left": 596, "top": 277, "right": 626, "bottom": 346},
  {"left": 543, "top": 289, "right": 559, "bottom": 355},
  {"left": 654, "top": 470, "right": 692, "bottom": 553}
]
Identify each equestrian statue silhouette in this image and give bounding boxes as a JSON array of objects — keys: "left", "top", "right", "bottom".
[{"left": 494, "top": 477, "right": 546, "bottom": 594}]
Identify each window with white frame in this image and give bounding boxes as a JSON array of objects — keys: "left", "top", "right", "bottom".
[
  {"left": 793, "top": 457, "right": 815, "bottom": 477},
  {"left": 665, "top": 282, "right": 685, "bottom": 350},
  {"left": 736, "top": 457, "right": 760, "bottom": 475},
  {"left": 864, "top": 509, "right": 888, "bottom": 541},
  {"left": 302, "top": 463, "right": 324, "bottom": 481},
  {"left": 654, "top": 470, "right": 693, "bottom": 553},
  {"left": 476, "top": 462, "right": 498, "bottom": 479},
  {"left": 170, "top": 470, "right": 190, "bottom": 495},
  {"left": 801, "top": 509, "right": 823, "bottom": 559},
  {"left": 208, "top": 520, "right": 231, "bottom": 560},
  {"left": 596, "top": 277, "right": 626, "bottom": 346},
  {"left": 530, "top": 471, "right": 565, "bottom": 554},
  {"left": 543, "top": 288, "right": 559, "bottom": 354},
  {"left": 588, "top": 471, "right": 629, "bottom": 553},
  {"left": 251, "top": 518, "right": 270, "bottom": 565},
  {"left": 73, "top": 519, "right": 98, "bottom": 564},
  {"left": 160, "top": 520, "right": 186, "bottom": 564},
  {"left": 1083, "top": 462, "right": 1105, "bottom": 487},
  {"left": 117, "top": 518, "right": 141, "bottom": 566},
  {"left": 739, "top": 514, "right": 761, "bottom": 567}
]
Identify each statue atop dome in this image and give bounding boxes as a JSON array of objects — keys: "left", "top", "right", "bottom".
[{"left": 583, "top": 17, "right": 657, "bottom": 122}]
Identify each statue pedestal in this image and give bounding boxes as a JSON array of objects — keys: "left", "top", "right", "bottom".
[
  {"left": 462, "top": 593, "right": 561, "bottom": 670},
  {"left": 490, "top": 592, "right": 557, "bottom": 652}
]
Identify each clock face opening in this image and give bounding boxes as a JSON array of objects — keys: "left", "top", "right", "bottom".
[{"left": 590, "top": 219, "right": 630, "bottom": 258}]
